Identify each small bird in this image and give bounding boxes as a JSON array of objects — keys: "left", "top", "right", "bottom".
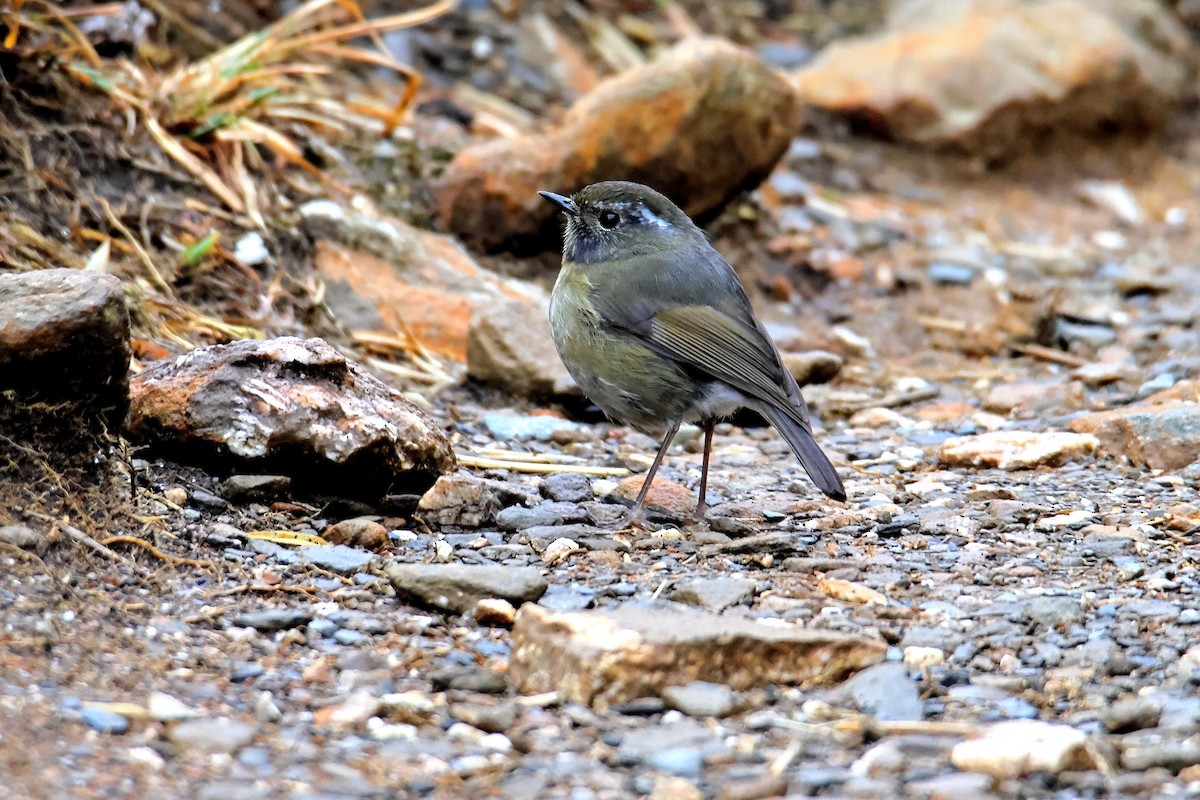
[{"left": 540, "top": 180, "right": 845, "bottom": 525}]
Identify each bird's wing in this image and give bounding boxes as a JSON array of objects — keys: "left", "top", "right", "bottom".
[{"left": 588, "top": 250, "right": 810, "bottom": 427}]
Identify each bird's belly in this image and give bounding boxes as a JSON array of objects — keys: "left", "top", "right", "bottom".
[{"left": 550, "top": 284, "right": 699, "bottom": 433}]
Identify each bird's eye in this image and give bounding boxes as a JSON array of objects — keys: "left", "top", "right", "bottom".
[{"left": 598, "top": 211, "right": 620, "bottom": 230}]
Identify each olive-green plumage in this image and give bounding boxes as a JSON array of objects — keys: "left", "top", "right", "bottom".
[{"left": 541, "top": 181, "right": 845, "bottom": 524}]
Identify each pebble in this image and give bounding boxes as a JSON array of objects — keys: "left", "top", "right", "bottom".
[
  {"left": 148, "top": 692, "right": 198, "bottom": 722},
  {"left": 333, "top": 629, "right": 369, "bottom": 646},
  {"left": 838, "top": 662, "right": 923, "bottom": 722},
  {"left": 496, "top": 501, "right": 584, "bottom": 530},
  {"left": 474, "top": 597, "right": 517, "bottom": 626},
  {"left": 662, "top": 681, "right": 739, "bottom": 719},
  {"left": 429, "top": 666, "right": 507, "bottom": 694},
  {"left": 1024, "top": 596, "right": 1083, "bottom": 628},
  {"left": 540, "top": 473, "right": 594, "bottom": 503},
  {"left": 0, "top": 523, "right": 43, "bottom": 552},
  {"left": 81, "top": 707, "right": 129, "bottom": 734},
  {"left": 482, "top": 413, "right": 585, "bottom": 441},
  {"left": 216, "top": 474, "right": 291, "bottom": 503},
  {"left": 297, "top": 544, "right": 376, "bottom": 574},
  {"left": 228, "top": 608, "right": 314, "bottom": 632},
  {"left": 323, "top": 517, "right": 388, "bottom": 550},
  {"left": 670, "top": 578, "right": 755, "bottom": 612},
  {"left": 384, "top": 562, "right": 548, "bottom": 614},
  {"left": 168, "top": 718, "right": 259, "bottom": 755}
]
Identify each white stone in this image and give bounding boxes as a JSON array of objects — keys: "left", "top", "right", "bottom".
[{"left": 952, "top": 720, "right": 1094, "bottom": 778}]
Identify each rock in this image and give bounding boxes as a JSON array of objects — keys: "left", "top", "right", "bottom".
[
  {"left": 496, "top": 501, "right": 584, "bottom": 531},
  {"left": 983, "top": 380, "right": 1083, "bottom": 418},
  {"left": 938, "top": 431, "right": 1098, "bottom": 470},
  {"left": 903, "top": 646, "right": 946, "bottom": 669},
  {"left": 648, "top": 777, "right": 704, "bottom": 800},
  {"left": 304, "top": 205, "right": 571, "bottom": 397},
  {"left": 418, "top": 472, "right": 500, "bottom": 528},
  {"left": 612, "top": 476, "right": 697, "bottom": 522},
  {"left": 168, "top": 718, "right": 259, "bottom": 755},
  {"left": 81, "top": 707, "right": 129, "bottom": 734},
  {"left": 147, "top": 692, "right": 198, "bottom": 722},
  {"left": 508, "top": 602, "right": 886, "bottom": 710},
  {"left": 1078, "top": 180, "right": 1145, "bottom": 227},
  {"left": 323, "top": 517, "right": 388, "bottom": 551},
  {"left": 326, "top": 691, "right": 382, "bottom": 731},
  {"left": 474, "top": 598, "right": 517, "bottom": 627},
  {"left": 216, "top": 474, "right": 291, "bottom": 503},
  {"left": 1068, "top": 402, "right": 1200, "bottom": 470},
  {"left": 435, "top": 37, "right": 797, "bottom": 252},
  {"left": 298, "top": 544, "right": 376, "bottom": 575},
  {"left": 126, "top": 336, "right": 454, "bottom": 499},
  {"left": 540, "top": 473, "right": 594, "bottom": 504},
  {"left": 1024, "top": 596, "right": 1083, "bottom": 628},
  {"left": 782, "top": 350, "right": 844, "bottom": 386},
  {"left": 670, "top": 578, "right": 755, "bottom": 612},
  {"left": 429, "top": 666, "right": 508, "bottom": 694},
  {"left": 1102, "top": 696, "right": 1163, "bottom": 733},
  {"left": 228, "top": 608, "right": 314, "bottom": 633},
  {"left": 484, "top": 413, "right": 586, "bottom": 442},
  {"left": 0, "top": 523, "right": 46, "bottom": 553},
  {"left": 1121, "top": 739, "right": 1200, "bottom": 772},
  {"left": 662, "top": 681, "right": 739, "bottom": 718},
  {"left": 618, "top": 718, "right": 725, "bottom": 776},
  {"left": 837, "top": 662, "right": 923, "bottom": 722},
  {"left": 951, "top": 720, "right": 1095, "bottom": 778},
  {"left": 0, "top": 268, "right": 130, "bottom": 441},
  {"left": 793, "top": 0, "right": 1192, "bottom": 157},
  {"left": 383, "top": 562, "right": 548, "bottom": 614}
]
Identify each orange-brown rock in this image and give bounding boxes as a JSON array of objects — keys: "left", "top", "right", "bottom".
[
  {"left": 509, "top": 603, "right": 886, "bottom": 711},
  {"left": 302, "top": 201, "right": 572, "bottom": 397},
  {"left": 435, "top": 37, "right": 799, "bottom": 252},
  {"left": 1068, "top": 400, "right": 1200, "bottom": 471},
  {"left": 127, "top": 337, "right": 455, "bottom": 499},
  {"left": 793, "top": 0, "right": 1192, "bottom": 157},
  {"left": 612, "top": 475, "right": 697, "bottom": 522}
]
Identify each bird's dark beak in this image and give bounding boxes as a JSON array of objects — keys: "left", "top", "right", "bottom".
[{"left": 538, "top": 190, "right": 575, "bottom": 215}]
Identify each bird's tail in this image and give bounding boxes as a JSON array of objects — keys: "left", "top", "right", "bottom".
[{"left": 758, "top": 405, "right": 847, "bottom": 502}]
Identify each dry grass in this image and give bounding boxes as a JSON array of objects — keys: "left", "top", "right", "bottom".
[{"left": 1, "top": 0, "right": 458, "bottom": 384}]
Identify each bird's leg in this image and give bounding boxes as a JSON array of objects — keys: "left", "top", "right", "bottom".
[
  {"left": 687, "top": 419, "right": 715, "bottom": 524},
  {"left": 623, "top": 420, "right": 681, "bottom": 529}
]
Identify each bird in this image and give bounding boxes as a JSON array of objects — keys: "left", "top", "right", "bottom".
[{"left": 539, "top": 180, "right": 845, "bottom": 526}]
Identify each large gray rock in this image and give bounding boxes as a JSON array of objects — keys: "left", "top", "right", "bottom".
[
  {"left": 509, "top": 602, "right": 886, "bottom": 710},
  {"left": 0, "top": 268, "right": 130, "bottom": 440},
  {"left": 794, "top": 0, "right": 1193, "bottom": 157},
  {"left": 126, "top": 336, "right": 454, "bottom": 499}
]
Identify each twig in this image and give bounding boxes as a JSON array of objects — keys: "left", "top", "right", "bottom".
[
  {"left": 1008, "top": 341, "right": 1089, "bottom": 368},
  {"left": 61, "top": 523, "right": 130, "bottom": 564},
  {"left": 98, "top": 535, "right": 212, "bottom": 568},
  {"left": 457, "top": 453, "right": 628, "bottom": 477},
  {"left": 206, "top": 583, "right": 319, "bottom": 598}
]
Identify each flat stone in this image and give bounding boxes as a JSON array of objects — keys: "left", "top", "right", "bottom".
[
  {"left": 540, "top": 473, "right": 594, "bottom": 504},
  {"left": 670, "top": 578, "right": 755, "bottom": 612},
  {"left": 418, "top": 472, "right": 500, "bottom": 528},
  {"left": 81, "top": 707, "right": 129, "bottom": 734},
  {"left": 0, "top": 269, "right": 130, "bottom": 441},
  {"left": 1101, "top": 696, "right": 1162, "bottom": 733},
  {"left": 168, "top": 718, "right": 259, "bottom": 755},
  {"left": 298, "top": 544, "right": 376, "bottom": 575},
  {"left": 483, "top": 414, "right": 587, "bottom": 443},
  {"left": 0, "top": 523, "right": 46, "bottom": 553},
  {"left": 228, "top": 608, "right": 314, "bottom": 633},
  {"left": 612, "top": 476, "right": 697, "bottom": 522},
  {"left": 217, "top": 474, "right": 291, "bottom": 503},
  {"left": 781, "top": 350, "right": 844, "bottom": 386},
  {"left": 939, "top": 431, "right": 1098, "bottom": 470},
  {"left": 1024, "top": 596, "right": 1084, "bottom": 628},
  {"left": 429, "top": 666, "right": 508, "bottom": 694},
  {"left": 383, "top": 562, "right": 548, "bottom": 614},
  {"left": 496, "top": 501, "right": 584, "bottom": 531},
  {"left": 952, "top": 720, "right": 1095, "bottom": 778},
  {"left": 837, "top": 661, "right": 923, "bottom": 722},
  {"left": 127, "top": 336, "right": 454, "bottom": 500},
  {"left": 662, "top": 681, "right": 739, "bottom": 719},
  {"left": 508, "top": 602, "right": 886, "bottom": 710}
]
